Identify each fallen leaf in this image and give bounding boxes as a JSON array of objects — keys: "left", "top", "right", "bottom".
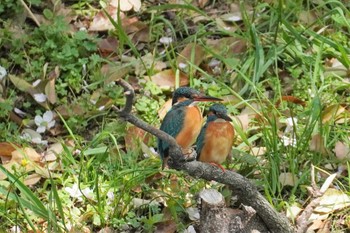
[
  {"left": 45, "top": 76, "right": 57, "bottom": 104},
  {"left": 250, "top": 147, "right": 266, "bottom": 156},
  {"left": 197, "top": 0, "right": 210, "bottom": 8},
  {"left": 124, "top": 125, "right": 150, "bottom": 152},
  {"left": 150, "top": 69, "right": 189, "bottom": 89},
  {"left": 206, "top": 37, "right": 248, "bottom": 56},
  {"left": 334, "top": 141, "right": 350, "bottom": 160},
  {"left": 0, "top": 161, "right": 20, "bottom": 180},
  {"left": 158, "top": 99, "right": 172, "bottom": 120},
  {"left": 154, "top": 220, "right": 177, "bottom": 233},
  {"left": 98, "top": 37, "right": 119, "bottom": 57},
  {"left": 307, "top": 219, "right": 329, "bottom": 231},
  {"left": 110, "top": 0, "right": 141, "bottom": 12},
  {"left": 309, "top": 133, "right": 328, "bottom": 155},
  {"left": 314, "top": 188, "right": 350, "bottom": 213},
  {"left": 89, "top": 6, "right": 125, "bottom": 31},
  {"left": 299, "top": 10, "right": 318, "bottom": 24},
  {"left": 35, "top": 166, "right": 50, "bottom": 178},
  {"left": 0, "top": 142, "right": 18, "bottom": 157},
  {"left": 24, "top": 173, "right": 42, "bottom": 186},
  {"left": 43, "top": 142, "right": 63, "bottom": 162},
  {"left": 11, "top": 147, "right": 41, "bottom": 164},
  {"left": 55, "top": 103, "right": 85, "bottom": 118},
  {"left": 102, "top": 63, "right": 132, "bottom": 85},
  {"left": 279, "top": 172, "right": 298, "bottom": 187},
  {"left": 324, "top": 57, "right": 349, "bottom": 77},
  {"left": 8, "top": 74, "right": 33, "bottom": 92},
  {"left": 176, "top": 43, "right": 206, "bottom": 68},
  {"left": 234, "top": 114, "right": 250, "bottom": 132},
  {"left": 286, "top": 203, "right": 302, "bottom": 220},
  {"left": 321, "top": 104, "right": 346, "bottom": 124}
]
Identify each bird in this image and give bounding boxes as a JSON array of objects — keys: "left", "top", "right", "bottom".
[
  {"left": 196, "top": 103, "right": 234, "bottom": 171},
  {"left": 158, "top": 87, "right": 222, "bottom": 169}
]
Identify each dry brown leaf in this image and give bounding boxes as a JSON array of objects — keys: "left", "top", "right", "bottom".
[
  {"left": 299, "top": 10, "right": 318, "bottom": 24},
  {"left": 176, "top": 43, "right": 206, "bottom": 68},
  {"left": 0, "top": 161, "right": 20, "bottom": 180},
  {"left": 0, "top": 142, "right": 18, "bottom": 157},
  {"left": 250, "top": 147, "right": 266, "bottom": 156},
  {"left": 334, "top": 141, "right": 350, "bottom": 160},
  {"left": 124, "top": 125, "right": 150, "bottom": 152},
  {"left": 158, "top": 99, "right": 172, "bottom": 120},
  {"left": 279, "top": 172, "right": 298, "bottom": 187},
  {"left": 35, "top": 166, "right": 50, "bottom": 178},
  {"left": 197, "top": 0, "right": 210, "bottom": 8},
  {"left": 309, "top": 134, "right": 328, "bottom": 155},
  {"left": 24, "top": 173, "right": 42, "bottom": 186},
  {"left": 307, "top": 219, "right": 328, "bottom": 231},
  {"left": 150, "top": 69, "right": 189, "bottom": 89},
  {"left": 44, "top": 142, "right": 63, "bottom": 162},
  {"left": 154, "top": 220, "right": 177, "bottom": 233},
  {"left": 101, "top": 64, "right": 132, "bottom": 85},
  {"left": 321, "top": 104, "right": 346, "bottom": 124},
  {"left": 55, "top": 103, "right": 85, "bottom": 118},
  {"left": 110, "top": 0, "right": 141, "bottom": 12},
  {"left": 324, "top": 57, "right": 349, "bottom": 77},
  {"left": 45, "top": 76, "right": 57, "bottom": 105},
  {"left": 11, "top": 147, "right": 41, "bottom": 164},
  {"left": 89, "top": 6, "right": 125, "bottom": 31},
  {"left": 234, "top": 114, "right": 250, "bottom": 132},
  {"left": 98, "top": 37, "right": 119, "bottom": 57},
  {"left": 314, "top": 188, "right": 350, "bottom": 213},
  {"left": 286, "top": 203, "right": 302, "bottom": 220},
  {"left": 206, "top": 37, "right": 248, "bottom": 56}
]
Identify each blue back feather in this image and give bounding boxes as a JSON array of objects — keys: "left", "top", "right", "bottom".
[{"left": 158, "top": 99, "right": 194, "bottom": 159}]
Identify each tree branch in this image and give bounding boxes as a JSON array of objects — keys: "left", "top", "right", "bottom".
[{"left": 113, "top": 79, "right": 294, "bottom": 233}]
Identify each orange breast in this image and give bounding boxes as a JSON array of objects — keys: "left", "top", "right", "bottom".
[
  {"left": 199, "top": 121, "right": 234, "bottom": 164},
  {"left": 176, "top": 106, "right": 203, "bottom": 149}
]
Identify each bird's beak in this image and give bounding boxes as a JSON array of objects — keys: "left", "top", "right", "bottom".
[
  {"left": 220, "top": 113, "right": 232, "bottom": 122},
  {"left": 193, "top": 94, "right": 222, "bottom": 102}
]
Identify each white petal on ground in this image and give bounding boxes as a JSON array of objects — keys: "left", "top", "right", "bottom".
[
  {"left": 36, "top": 125, "right": 46, "bottom": 133},
  {"left": 33, "top": 93, "right": 47, "bottom": 103},
  {"left": 0, "top": 66, "right": 7, "bottom": 81},
  {"left": 65, "top": 184, "right": 82, "bottom": 199},
  {"left": 81, "top": 187, "right": 94, "bottom": 199},
  {"left": 34, "top": 115, "right": 44, "bottom": 126},
  {"left": 284, "top": 117, "right": 297, "bottom": 134},
  {"left": 47, "top": 120, "right": 56, "bottom": 129},
  {"left": 14, "top": 108, "right": 27, "bottom": 117},
  {"left": 43, "top": 111, "right": 54, "bottom": 122},
  {"left": 32, "top": 79, "right": 41, "bottom": 87},
  {"left": 159, "top": 36, "right": 173, "bottom": 45}
]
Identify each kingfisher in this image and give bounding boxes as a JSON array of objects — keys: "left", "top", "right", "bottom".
[
  {"left": 196, "top": 103, "right": 234, "bottom": 171},
  {"left": 158, "top": 87, "right": 222, "bottom": 169}
]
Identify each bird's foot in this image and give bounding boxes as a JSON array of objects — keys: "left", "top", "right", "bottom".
[{"left": 209, "top": 162, "right": 226, "bottom": 172}]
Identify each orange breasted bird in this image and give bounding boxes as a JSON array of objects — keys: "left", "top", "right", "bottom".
[
  {"left": 158, "top": 87, "right": 222, "bottom": 169},
  {"left": 196, "top": 103, "right": 234, "bottom": 171}
]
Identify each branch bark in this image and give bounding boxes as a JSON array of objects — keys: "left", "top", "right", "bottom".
[{"left": 113, "top": 79, "right": 294, "bottom": 233}]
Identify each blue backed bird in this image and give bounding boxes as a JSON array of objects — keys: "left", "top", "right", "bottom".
[
  {"left": 196, "top": 103, "right": 234, "bottom": 171},
  {"left": 158, "top": 87, "right": 222, "bottom": 169}
]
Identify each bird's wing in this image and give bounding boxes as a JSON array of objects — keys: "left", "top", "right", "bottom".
[
  {"left": 158, "top": 107, "right": 185, "bottom": 159},
  {"left": 195, "top": 123, "right": 208, "bottom": 160}
]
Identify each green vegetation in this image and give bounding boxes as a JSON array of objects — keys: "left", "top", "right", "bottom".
[{"left": 1, "top": 0, "right": 350, "bottom": 232}]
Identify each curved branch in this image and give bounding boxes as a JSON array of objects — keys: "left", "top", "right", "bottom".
[{"left": 113, "top": 79, "right": 294, "bottom": 233}]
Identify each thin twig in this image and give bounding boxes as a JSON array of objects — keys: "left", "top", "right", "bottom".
[{"left": 19, "top": 0, "right": 41, "bottom": 27}]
